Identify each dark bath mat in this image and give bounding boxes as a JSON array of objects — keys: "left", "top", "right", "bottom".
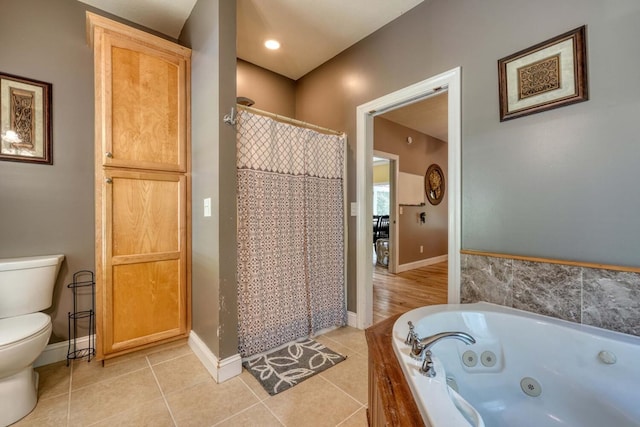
[{"left": 243, "top": 338, "right": 346, "bottom": 395}]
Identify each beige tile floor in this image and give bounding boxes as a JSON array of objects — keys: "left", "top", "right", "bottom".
[{"left": 14, "top": 327, "right": 369, "bottom": 427}]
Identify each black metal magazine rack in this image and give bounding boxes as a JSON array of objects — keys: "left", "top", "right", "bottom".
[{"left": 66, "top": 270, "right": 96, "bottom": 365}]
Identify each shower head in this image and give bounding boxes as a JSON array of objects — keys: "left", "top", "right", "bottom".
[{"left": 237, "top": 96, "right": 255, "bottom": 107}]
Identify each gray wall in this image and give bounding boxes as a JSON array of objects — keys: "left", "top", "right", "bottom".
[
  {"left": 181, "top": 0, "right": 238, "bottom": 359},
  {"left": 296, "top": 0, "right": 640, "bottom": 310},
  {"left": 237, "top": 59, "right": 296, "bottom": 117},
  {"left": 0, "top": 0, "right": 95, "bottom": 342}
]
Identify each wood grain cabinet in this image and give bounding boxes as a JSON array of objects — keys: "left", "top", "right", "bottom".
[
  {"left": 88, "top": 13, "right": 191, "bottom": 359},
  {"left": 366, "top": 315, "right": 424, "bottom": 426}
]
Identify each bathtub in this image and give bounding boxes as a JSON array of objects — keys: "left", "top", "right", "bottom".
[{"left": 392, "top": 302, "right": 640, "bottom": 427}]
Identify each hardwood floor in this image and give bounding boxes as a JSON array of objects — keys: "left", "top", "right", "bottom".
[{"left": 372, "top": 261, "right": 448, "bottom": 325}]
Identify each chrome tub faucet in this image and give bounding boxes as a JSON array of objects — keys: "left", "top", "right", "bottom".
[{"left": 406, "top": 324, "right": 475, "bottom": 377}]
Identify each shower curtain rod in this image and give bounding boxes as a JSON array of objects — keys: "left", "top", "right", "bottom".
[{"left": 236, "top": 104, "right": 344, "bottom": 137}]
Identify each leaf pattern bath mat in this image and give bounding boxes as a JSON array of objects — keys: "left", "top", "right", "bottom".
[{"left": 243, "top": 339, "right": 346, "bottom": 395}]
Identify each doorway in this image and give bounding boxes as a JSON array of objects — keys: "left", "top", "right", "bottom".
[
  {"left": 355, "top": 67, "right": 462, "bottom": 328},
  {"left": 372, "top": 151, "right": 398, "bottom": 274}
]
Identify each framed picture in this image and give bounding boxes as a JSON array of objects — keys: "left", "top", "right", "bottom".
[
  {"left": 498, "top": 26, "right": 588, "bottom": 121},
  {"left": 0, "top": 72, "right": 52, "bottom": 164},
  {"left": 425, "top": 164, "right": 445, "bottom": 205}
]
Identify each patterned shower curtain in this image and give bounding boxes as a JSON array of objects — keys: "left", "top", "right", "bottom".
[{"left": 236, "top": 110, "right": 346, "bottom": 357}]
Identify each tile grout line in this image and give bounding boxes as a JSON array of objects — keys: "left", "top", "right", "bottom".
[
  {"left": 318, "top": 331, "right": 368, "bottom": 355},
  {"left": 335, "top": 405, "right": 366, "bottom": 426},
  {"left": 68, "top": 344, "right": 188, "bottom": 392},
  {"left": 60, "top": 339, "right": 366, "bottom": 427},
  {"left": 237, "top": 374, "right": 264, "bottom": 402},
  {"left": 149, "top": 349, "right": 195, "bottom": 368},
  {"left": 259, "top": 400, "right": 286, "bottom": 427},
  {"left": 70, "top": 364, "right": 149, "bottom": 393},
  {"left": 210, "top": 401, "right": 260, "bottom": 426},
  {"left": 237, "top": 376, "right": 286, "bottom": 425},
  {"left": 146, "top": 356, "right": 179, "bottom": 427},
  {"left": 60, "top": 345, "right": 189, "bottom": 426},
  {"left": 317, "top": 334, "right": 342, "bottom": 345},
  {"left": 321, "top": 340, "right": 365, "bottom": 359},
  {"left": 317, "top": 373, "right": 366, "bottom": 408},
  {"left": 236, "top": 376, "right": 285, "bottom": 426}
]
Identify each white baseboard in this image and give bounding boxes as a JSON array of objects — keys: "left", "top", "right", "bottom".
[
  {"left": 34, "top": 335, "right": 95, "bottom": 368},
  {"left": 396, "top": 254, "right": 448, "bottom": 273},
  {"left": 347, "top": 311, "right": 358, "bottom": 328},
  {"left": 36, "top": 322, "right": 361, "bottom": 370},
  {"left": 188, "top": 331, "right": 242, "bottom": 383}
]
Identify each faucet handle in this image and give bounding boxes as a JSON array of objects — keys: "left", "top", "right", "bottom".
[
  {"left": 420, "top": 350, "right": 436, "bottom": 377},
  {"left": 410, "top": 340, "right": 424, "bottom": 360},
  {"left": 405, "top": 321, "right": 419, "bottom": 346}
]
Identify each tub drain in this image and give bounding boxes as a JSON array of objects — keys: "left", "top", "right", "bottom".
[{"left": 520, "top": 377, "right": 542, "bottom": 397}]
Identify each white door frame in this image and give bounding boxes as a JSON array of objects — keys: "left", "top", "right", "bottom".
[
  {"left": 372, "top": 150, "right": 399, "bottom": 274},
  {"left": 356, "top": 67, "right": 462, "bottom": 329}
]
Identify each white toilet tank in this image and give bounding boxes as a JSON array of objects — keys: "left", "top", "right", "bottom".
[{"left": 0, "top": 254, "right": 65, "bottom": 319}]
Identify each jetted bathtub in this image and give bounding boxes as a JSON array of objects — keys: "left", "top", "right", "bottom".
[{"left": 392, "top": 302, "right": 640, "bottom": 427}]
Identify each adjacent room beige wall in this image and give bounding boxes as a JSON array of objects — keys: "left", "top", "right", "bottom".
[
  {"left": 374, "top": 117, "right": 448, "bottom": 265},
  {"left": 237, "top": 59, "right": 296, "bottom": 117},
  {"left": 373, "top": 163, "right": 390, "bottom": 184}
]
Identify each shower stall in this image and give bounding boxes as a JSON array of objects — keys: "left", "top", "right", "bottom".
[{"left": 235, "top": 107, "right": 347, "bottom": 357}]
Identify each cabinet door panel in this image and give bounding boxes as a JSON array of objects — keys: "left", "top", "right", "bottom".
[
  {"left": 111, "top": 260, "right": 182, "bottom": 346},
  {"left": 98, "top": 32, "right": 188, "bottom": 171},
  {"left": 111, "top": 175, "right": 180, "bottom": 256},
  {"left": 102, "top": 170, "right": 187, "bottom": 355}
]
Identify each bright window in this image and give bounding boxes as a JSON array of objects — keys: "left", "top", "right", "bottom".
[{"left": 373, "top": 184, "right": 389, "bottom": 216}]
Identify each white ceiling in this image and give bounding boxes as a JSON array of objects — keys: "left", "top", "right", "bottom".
[
  {"left": 78, "top": 0, "right": 198, "bottom": 39},
  {"left": 237, "top": 0, "right": 424, "bottom": 80},
  {"left": 78, "top": 0, "right": 424, "bottom": 80}
]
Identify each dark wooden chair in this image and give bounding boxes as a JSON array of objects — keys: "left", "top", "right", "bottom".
[
  {"left": 373, "top": 215, "right": 381, "bottom": 244},
  {"left": 378, "top": 215, "right": 389, "bottom": 240}
]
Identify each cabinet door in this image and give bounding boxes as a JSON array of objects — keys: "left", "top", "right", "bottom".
[
  {"left": 94, "top": 26, "right": 189, "bottom": 172},
  {"left": 99, "top": 170, "right": 187, "bottom": 355}
]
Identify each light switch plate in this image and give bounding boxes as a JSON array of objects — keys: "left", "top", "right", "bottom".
[{"left": 204, "top": 198, "right": 211, "bottom": 217}]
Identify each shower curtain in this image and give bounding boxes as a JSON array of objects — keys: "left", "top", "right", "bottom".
[{"left": 236, "top": 109, "right": 346, "bottom": 357}]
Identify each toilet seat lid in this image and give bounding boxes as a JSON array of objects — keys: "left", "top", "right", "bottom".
[{"left": 0, "top": 312, "right": 51, "bottom": 346}]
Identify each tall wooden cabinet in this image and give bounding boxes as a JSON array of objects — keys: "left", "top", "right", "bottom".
[{"left": 88, "top": 13, "right": 191, "bottom": 359}]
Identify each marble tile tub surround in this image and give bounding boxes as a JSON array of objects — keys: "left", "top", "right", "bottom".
[{"left": 461, "top": 253, "right": 640, "bottom": 337}]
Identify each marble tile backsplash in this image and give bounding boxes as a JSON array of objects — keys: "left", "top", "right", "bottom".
[{"left": 461, "top": 254, "right": 640, "bottom": 337}]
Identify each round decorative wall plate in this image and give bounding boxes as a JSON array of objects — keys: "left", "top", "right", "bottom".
[{"left": 425, "top": 164, "right": 445, "bottom": 205}]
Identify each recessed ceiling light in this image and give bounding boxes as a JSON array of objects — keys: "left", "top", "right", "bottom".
[{"left": 264, "top": 39, "right": 280, "bottom": 50}]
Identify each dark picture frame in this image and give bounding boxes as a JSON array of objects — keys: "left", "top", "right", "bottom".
[
  {"left": 0, "top": 72, "right": 52, "bottom": 164},
  {"left": 425, "top": 164, "right": 445, "bottom": 206},
  {"left": 498, "top": 26, "right": 588, "bottom": 121}
]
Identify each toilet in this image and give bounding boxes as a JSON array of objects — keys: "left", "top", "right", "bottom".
[{"left": 0, "top": 254, "right": 64, "bottom": 426}]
